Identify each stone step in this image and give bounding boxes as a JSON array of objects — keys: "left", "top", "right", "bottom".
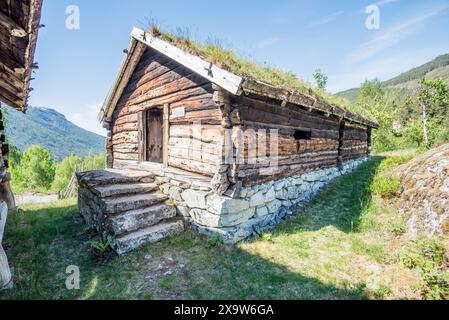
[
  {"left": 107, "top": 204, "right": 177, "bottom": 235},
  {"left": 77, "top": 169, "right": 154, "bottom": 188},
  {"left": 94, "top": 183, "right": 158, "bottom": 198},
  {"left": 111, "top": 220, "right": 184, "bottom": 255},
  {"left": 103, "top": 193, "right": 168, "bottom": 214}
]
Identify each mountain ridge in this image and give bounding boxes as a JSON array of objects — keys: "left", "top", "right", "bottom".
[
  {"left": 336, "top": 53, "right": 449, "bottom": 103},
  {"left": 4, "top": 106, "right": 105, "bottom": 161}
]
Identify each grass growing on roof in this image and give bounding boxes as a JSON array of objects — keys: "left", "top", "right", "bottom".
[{"left": 148, "top": 25, "right": 348, "bottom": 108}]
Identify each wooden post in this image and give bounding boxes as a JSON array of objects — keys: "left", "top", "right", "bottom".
[
  {"left": 0, "top": 201, "right": 12, "bottom": 290},
  {"left": 337, "top": 120, "right": 345, "bottom": 168},
  {"left": 211, "top": 85, "right": 232, "bottom": 194},
  {"left": 367, "top": 127, "right": 372, "bottom": 155},
  {"left": 163, "top": 104, "right": 169, "bottom": 168},
  {"left": 137, "top": 111, "right": 147, "bottom": 162}
]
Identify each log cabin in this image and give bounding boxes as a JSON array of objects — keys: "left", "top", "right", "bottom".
[{"left": 78, "top": 27, "right": 378, "bottom": 254}]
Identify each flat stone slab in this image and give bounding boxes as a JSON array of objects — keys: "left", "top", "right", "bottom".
[
  {"left": 108, "top": 204, "right": 177, "bottom": 235},
  {"left": 112, "top": 220, "right": 184, "bottom": 255},
  {"left": 77, "top": 169, "right": 154, "bottom": 187},
  {"left": 93, "top": 183, "right": 158, "bottom": 198},
  {"left": 103, "top": 193, "right": 168, "bottom": 214}
]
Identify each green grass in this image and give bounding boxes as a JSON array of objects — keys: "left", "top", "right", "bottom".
[{"left": 1, "top": 157, "right": 446, "bottom": 300}]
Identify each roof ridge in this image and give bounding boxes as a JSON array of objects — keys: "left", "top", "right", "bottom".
[{"left": 99, "top": 27, "right": 378, "bottom": 128}]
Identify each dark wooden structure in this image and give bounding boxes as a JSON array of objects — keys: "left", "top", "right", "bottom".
[
  {"left": 0, "top": 0, "right": 42, "bottom": 112},
  {"left": 0, "top": 0, "right": 42, "bottom": 212},
  {"left": 0, "top": 0, "right": 43, "bottom": 290},
  {"left": 0, "top": 0, "right": 42, "bottom": 209}
]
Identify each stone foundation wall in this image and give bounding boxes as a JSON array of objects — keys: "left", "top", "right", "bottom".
[{"left": 156, "top": 157, "right": 370, "bottom": 243}]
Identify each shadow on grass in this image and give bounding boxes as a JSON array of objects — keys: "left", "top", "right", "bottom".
[
  {"left": 1, "top": 200, "right": 370, "bottom": 300},
  {"left": 281, "top": 156, "right": 384, "bottom": 234},
  {"left": 1, "top": 159, "right": 386, "bottom": 300}
]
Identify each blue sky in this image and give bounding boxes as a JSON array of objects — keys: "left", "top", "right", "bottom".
[{"left": 30, "top": 0, "right": 449, "bottom": 136}]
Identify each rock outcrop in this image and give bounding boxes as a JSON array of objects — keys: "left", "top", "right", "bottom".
[{"left": 393, "top": 144, "right": 449, "bottom": 236}]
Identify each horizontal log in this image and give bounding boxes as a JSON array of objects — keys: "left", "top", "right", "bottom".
[
  {"left": 168, "top": 156, "right": 216, "bottom": 177},
  {"left": 240, "top": 159, "right": 338, "bottom": 187},
  {"left": 115, "top": 84, "right": 213, "bottom": 118},
  {"left": 238, "top": 96, "right": 340, "bottom": 130},
  {"left": 113, "top": 152, "right": 139, "bottom": 161},
  {"left": 122, "top": 73, "right": 210, "bottom": 108}
]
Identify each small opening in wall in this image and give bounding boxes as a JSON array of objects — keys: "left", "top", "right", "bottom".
[{"left": 294, "top": 129, "right": 312, "bottom": 140}]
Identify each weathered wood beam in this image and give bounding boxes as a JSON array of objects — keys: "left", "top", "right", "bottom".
[
  {"left": 0, "top": 93, "right": 22, "bottom": 110},
  {"left": 163, "top": 103, "right": 169, "bottom": 168},
  {"left": 241, "top": 79, "right": 379, "bottom": 129},
  {"left": 99, "top": 39, "right": 146, "bottom": 122},
  {"left": 131, "top": 27, "right": 243, "bottom": 95},
  {"left": 0, "top": 51, "right": 26, "bottom": 75},
  {"left": 0, "top": 11, "right": 27, "bottom": 37}
]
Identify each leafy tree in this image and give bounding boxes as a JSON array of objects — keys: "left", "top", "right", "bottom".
[
  {"left": 359, "top": 78, "right": 383, "bottom": 100},
  {"left": 404, "top": 120, "right": 424, "bottom": 147},
  {"left": 353, "top": 79, "right": 397, "bottom": 152},
  {"left": 313, "top": 69, "right": 328, "bottom": 91},
  {"left": 14, "top": 145, "right": 55, "bottom": 191},
  {"left": 51, "top": 154, "right": 83, "bottom": 192},
  {"left": 417, "top": 78, "right": 449, "bottom": 146},
  {"left": 51, "top": 153, "right": 105, "bottom": 192}
]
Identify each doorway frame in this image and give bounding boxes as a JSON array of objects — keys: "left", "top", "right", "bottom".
[{"left": 138, "top": 103, "right": 169, "bottom": 167}]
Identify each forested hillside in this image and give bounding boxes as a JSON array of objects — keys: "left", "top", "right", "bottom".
[
  {"left": 3, "top": 106, "right": 105, "bottom": 161},
  {"left": 337, "top": 54, "right": 449, "bottom": 103}
]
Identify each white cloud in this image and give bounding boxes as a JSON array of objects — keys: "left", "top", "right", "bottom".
[
  {"left": 67, "top": 103, "right": 106, "bottom": 137},
  {"left": 307, "top": 11, "right": 344, "bottom": 28},
  {"left": 345, "top": 5, "right": 449, "bottom": 64}
]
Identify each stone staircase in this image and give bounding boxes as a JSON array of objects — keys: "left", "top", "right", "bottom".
[{"left": 77, "top": 169, "right": 184, "bottom": 255}]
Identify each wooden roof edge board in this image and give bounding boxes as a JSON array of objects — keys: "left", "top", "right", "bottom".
[
  {"left": 130, "top": 27, "right": 243, "bottom": 95},
  {"left": 99, "top": 26, "right": 378, "bottom": 129},
  {"left": 240, "top": 79, "right": 378, "bottom": 128},
  {"left": 20, "top": 0, "right": 44, "bottom": 112},
  {"left": 0, "top": 93, "right": 23, "bottom": 111},
  {"left": 98, "top": 38, "right": 145, "bottom": 123},
  {"left": 242, "top": 79, "right": 290, "bottom": 101}
]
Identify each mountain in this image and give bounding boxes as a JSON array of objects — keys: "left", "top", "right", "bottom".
[
  {"left": 4, "top": 106, "right": 105, "bottom": 161},
  {"left": 336, "top": 53, "right": 449, "bottom": 103}
]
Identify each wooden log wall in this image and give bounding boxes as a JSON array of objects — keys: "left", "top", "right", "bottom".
[
  {"left": 341, "top": 123, "right": 369, "bottom": 161},
  {"left": 111, "top": 47, "right": 223, "bottom": 176},
  {"left": 231, "top": 95, "right": 368, "bottom": 187}
]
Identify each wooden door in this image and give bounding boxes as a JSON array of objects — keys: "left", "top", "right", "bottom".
[{"left": 146, "top": 108, "right": 163, "bottom": 163}]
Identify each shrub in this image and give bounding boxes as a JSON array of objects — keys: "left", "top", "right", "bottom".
[
  {"left": 387, "top": 219, "right": 406, "bottom": 236},
  {"left": 370, "top": 173, "right": 400, "bottom": 198},
  {"left": 207, "top": 235, "right": 224, "bottom": 248},
  {"left": 400, "top": 239, "right": 448, "bottom": 300},
  {"left": 378, "top": 155, "right": 413, "bottom": 171},
  {"left": 12, "top": 145, "right": 55, "bottom": 191},
  {"left": 51, "top": 154, "right": 83, "bottom": 192}
]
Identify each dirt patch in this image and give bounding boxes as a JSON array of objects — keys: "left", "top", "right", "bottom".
[{"left": 15, "top": 193, "right": 59, "bottom": 206}]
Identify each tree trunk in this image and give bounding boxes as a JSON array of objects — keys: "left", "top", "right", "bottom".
[
  {"left": 422, "top": 101, "right": 429, "bottom": 146},
  {"left": 0, "top": 201, "right": 12, "bottom": 290}
]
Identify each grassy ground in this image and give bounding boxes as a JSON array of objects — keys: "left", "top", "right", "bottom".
[{"left": 1, "top": 156, "right": 447, "bottom": 300}]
